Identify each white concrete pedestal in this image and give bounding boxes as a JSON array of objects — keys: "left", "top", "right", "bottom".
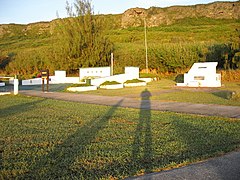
[{"left": 14, "top": 79, "right": 19, "bottom": 95}]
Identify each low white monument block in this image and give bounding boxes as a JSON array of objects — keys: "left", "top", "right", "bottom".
[
  {"left": 177, "top": 62, "right": 221, "bottom": 87},
  {"left": 67, "top": 86, "right": 97, "bottom": 92}
]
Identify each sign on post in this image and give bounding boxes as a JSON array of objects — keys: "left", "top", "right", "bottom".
[{"left": 41, "top": 70, "right": 49, "bottom": 92}]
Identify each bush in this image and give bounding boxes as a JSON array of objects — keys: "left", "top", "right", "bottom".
[
  {"left": 212, "top": 90, "right": 235, "bottom": 100},
  {"left": 139, "top": 73, "right": 157, "bottom": 78},
  {"left": 220, "top": 70, "right": 240, "bottom": 82},
  {"left": 68, "top": 83, "right": 92, "bottom": 87},
  {"left": 124, "top": 79, "right": 145, "bottom": 83},
  {"left": 100, "top": 81, "right": 121, "bottom": 86},
  {"left": 175, "top": 74, "right": 184, "bottom": 83}
]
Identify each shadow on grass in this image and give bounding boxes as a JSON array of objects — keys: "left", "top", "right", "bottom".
[
  {"left": 0, "top": 85, "right": 13, "bottom": 92},
  {"left": 19, "top": 84, "right": 70, "bottom": 92},
  {"left": 17, "top": 89, "right": 155, "bottom": 179},
  {"left": 82, "top": 89, "right": 154, "bottom": 179},
  {"left": 0, "top": 140, "right": 4, "bottom": 170},
  {"left": 21, "top": 99, "right": 123, "bottom": 179},
  {"left": 131, "top": 88, "right": 153, "bottom": 173},
  {"left": 212, "top": 90, "right": 233, "bottom": 100},
  {"left": 0, "top": 99, "right": 45, "bottom": 118},
  {"left": 171, "top": 117, "right": 240, "bottom": 179}
]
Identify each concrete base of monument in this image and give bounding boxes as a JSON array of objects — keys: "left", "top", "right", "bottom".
[
  {"left": 0, "top": 92, "right": 11, "bottom": 95},
  {"left": 67, "top": 86, "right": 97, "bottom": 92},
  {"left": 124, "top": 82, "right": 147, "bottom": 87},
  {"left": 100, "top": 84, "right": 124, "bottom": 89}
]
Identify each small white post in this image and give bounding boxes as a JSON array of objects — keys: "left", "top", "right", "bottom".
[
  {"left": 111, "top": 52, "right": 114, "bottom": 76},
  {"left": 14, "top": 78, "right": 19, "bottom": 95}
]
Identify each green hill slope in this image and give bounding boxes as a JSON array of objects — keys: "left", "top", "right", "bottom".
[{"left": 0, "top": 1, "right": 239, "bottom": 78}]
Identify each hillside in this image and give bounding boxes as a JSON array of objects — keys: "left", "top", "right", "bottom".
[
  {"left": 122, "top": 1, "right": 240, "bottom": 27},
  {"left": 0, "top": 1, "right": 239, "bottom": 78},
  {"left": 0, "top": 1, "right": 239, "bottom": 37}
]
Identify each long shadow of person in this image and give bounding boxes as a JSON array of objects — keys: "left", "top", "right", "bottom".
[{"left": 132, "top": 88, "right": 153, "bottom": 173}]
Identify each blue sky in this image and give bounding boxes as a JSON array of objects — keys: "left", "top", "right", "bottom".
[{"left": 0, "top": 0, "right": 236, "bottom": 24}]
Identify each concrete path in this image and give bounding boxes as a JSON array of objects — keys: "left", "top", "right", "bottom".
[
  {"left": 20, "top": 90, "right": 240, "bottom": 119},
  {"left": 129, "top": 150, "right": 240, "bottom": 180}
]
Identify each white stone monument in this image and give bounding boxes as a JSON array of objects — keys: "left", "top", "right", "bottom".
[
  {"left": 177, "top": 62, "right": 221, "bottom": 87},
  {"left": 79, "top": 67, "right": 111, "bottom": 80}
]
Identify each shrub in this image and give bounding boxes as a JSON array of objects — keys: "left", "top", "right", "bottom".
[
  {"left": 124, "top": 79, "right": 145, "bottom": 83},
  {"left": 100, "top": 81, "right": 121, "bottom": 86},
  {"left": 68, "top": 83, "right": 92, "bottom": 88},
  {"left": 175, "top": 74, "right": 184, "bottom": 83},
  {"left": 220, "top": 70, "right": 240, "bottom": 82},
  {"left": 212, "top": 90, "right": 235, "bottom": 100},
  {"left": 139, "top": 73, "right": 157, "bottom": 78}
]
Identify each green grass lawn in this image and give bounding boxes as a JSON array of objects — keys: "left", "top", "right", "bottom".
[
  {"left": 152, "top": 90, "right": 240, "bottom": 106},
  {"left": 151, "top": 81, "right": 240, "bottom": 106},
  {"left": 79, "top": 79, "right": 240, "bottom": 106},
  {"left": 78, "top": 79, "right": 174, "bottom": 96},
  {"left": 1, "top": 95, "right": 240, "bottom": 179}
]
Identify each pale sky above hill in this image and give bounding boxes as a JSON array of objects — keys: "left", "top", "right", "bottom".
[{"left": 0, "top": 0, "right": 237, "bottom": 24}]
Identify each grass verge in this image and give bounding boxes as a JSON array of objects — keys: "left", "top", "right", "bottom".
[
  {"left": 0, "top": 95, "right": 240, "bottom": 179},
  {"left": 80, "top": 79, "right": 240, "bottom": 106}
]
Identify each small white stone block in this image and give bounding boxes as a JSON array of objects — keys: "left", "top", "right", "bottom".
[
  {"left": 67, "top": 86, "right": 97, "bottom": 92},
  {"left": 100, "top": 84, "right": 124, "bottom": 89},
  {"left": 124, "top": 82, "right": 147, "bottom": 87}
]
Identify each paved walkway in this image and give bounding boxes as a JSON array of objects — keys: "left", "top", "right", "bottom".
[
  {"left": 19, "top": 90, "right": 240, "bottom": 179},
  {"left": 129, "top": 150, "right": 240, "bottom": 180},
  {"left": 20, "top": 90, "right": 240, "bottom": 119}
]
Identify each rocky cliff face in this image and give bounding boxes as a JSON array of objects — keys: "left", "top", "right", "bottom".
[
  {"left": 121, "top": 1, "right": 240, "bottom": 28},
  {"left": 0, "top": 21, "right": 54, "bottom": 38},
  {"left": 0, "top": 1, "right": 239, "bottom": 37}
]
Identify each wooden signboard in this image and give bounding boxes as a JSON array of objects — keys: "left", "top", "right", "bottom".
[
  {"left": 41, "top": 70, "right": 49, "bottom": 92},
  {"left": 41, "top": 70, "right": 49, "bottom": 79}
]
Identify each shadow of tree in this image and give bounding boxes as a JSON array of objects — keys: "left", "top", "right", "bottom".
[
  {"left": 21, "top": 99, "right": 123, "bottom": 179},
  {"left": 0, "top": 140, "right": 3, "bottom": 170},
  {"left": 0, "top": 99, "right": 45, "bottom": 118}
]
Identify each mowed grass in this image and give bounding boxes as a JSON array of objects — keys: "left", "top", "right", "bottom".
[
  {"left": 79, "top": 79, "right": 240, "bottom": 106},
  {"left": 1, "top": 95, "right": 240, "bottom": 179},
  {"left": 151, "top": 81, "right": 240, "bottom": 106}
]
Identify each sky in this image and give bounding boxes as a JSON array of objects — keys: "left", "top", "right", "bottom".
[{"left": 0, "top": 0, "right": 237, "bottom": 24}]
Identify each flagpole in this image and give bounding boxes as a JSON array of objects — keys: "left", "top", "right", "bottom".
[{"left": 144, "top": 18, "right": 148, "bottom": 73}]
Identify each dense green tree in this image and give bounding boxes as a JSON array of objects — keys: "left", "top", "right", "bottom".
[
  {"left": 206, "top": 29, "right": 240, "bottom": 70},
  {"left": 5, "top": 48, "right": 54, "bottom": 79},
  {"left": 53, "top": 0, "right": 113, "bottom": 74}
]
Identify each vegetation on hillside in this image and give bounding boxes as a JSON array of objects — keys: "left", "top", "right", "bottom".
[{"left": 0, "top": 1, "right": 240, "bottom": 79}]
